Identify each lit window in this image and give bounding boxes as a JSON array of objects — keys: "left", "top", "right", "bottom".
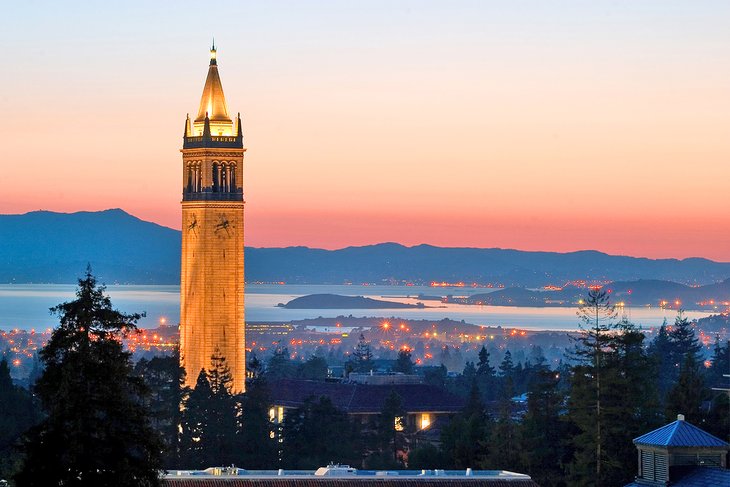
[
  {"left": 394, "top": 416, "right": 404, "bottom": 432},
  {"left": 269, "top": 408, "right": 276, "bottom": 422},
  {"left": 420, "top": 413, "right": 431, "bottom": 430}
]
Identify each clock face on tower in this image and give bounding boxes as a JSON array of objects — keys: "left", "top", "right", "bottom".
[
  {"left": 214, "top": 214, "right": 234, "bottom": 238},
  {"left": 186, "top": 213, "right": 199, "bottom": 236}
]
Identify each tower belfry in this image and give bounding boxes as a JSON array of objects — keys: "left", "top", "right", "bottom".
[{"left": 180, "top": 45, "right": 246, "bottom": 393}]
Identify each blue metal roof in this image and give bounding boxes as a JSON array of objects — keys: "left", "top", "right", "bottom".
[
  {"left": 633, "top": 419, "right": 730, "bottom": 448},
  {"left": 625, "top": 467, "right": 730, "bottom": 487}
]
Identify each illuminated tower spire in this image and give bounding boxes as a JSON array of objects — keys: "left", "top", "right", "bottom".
[{"left": 193, "top": 42, "right": 232, "bottom": 136}]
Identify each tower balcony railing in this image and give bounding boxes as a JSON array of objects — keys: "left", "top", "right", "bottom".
[
  {"left": 183, "top": 134, "right": 243, "bottom": 149},
  {"left": 182, "top": 189, "right": 244, "bottom": 202}
]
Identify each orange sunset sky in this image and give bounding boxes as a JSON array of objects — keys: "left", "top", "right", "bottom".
[{"left": 1, "top": 1, "right": 728, "bottom": 260}]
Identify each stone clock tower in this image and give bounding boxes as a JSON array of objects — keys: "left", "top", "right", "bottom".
[{"left": 180, "top": 44, "right": 246, "bottom": 393}]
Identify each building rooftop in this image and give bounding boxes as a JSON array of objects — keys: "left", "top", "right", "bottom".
[
  {"left": 269, "top": 379, "right": 465, "bottom": 414},
  {"left": 163, "top": 466, "right": 539, "bottom": 486},
  {"left": 625, "top": 466, "right": 730, "bottom": 487},
  {"left": 633, "top": 417, "right": 730, "bottom": 448}
]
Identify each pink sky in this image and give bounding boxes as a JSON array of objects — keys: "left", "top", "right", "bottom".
[{"left": 1, "top": 2, "right": 728, "bottom": 261}]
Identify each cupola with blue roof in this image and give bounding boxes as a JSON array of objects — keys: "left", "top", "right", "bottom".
[{"left": 626, "top": 414, "right": 729, "bottom": 486}]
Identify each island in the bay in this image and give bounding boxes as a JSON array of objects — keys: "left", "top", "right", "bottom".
[{"left": 278, "top": 294, "right": 428, "bottom": 309}]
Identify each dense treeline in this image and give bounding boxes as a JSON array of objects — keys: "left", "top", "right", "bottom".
[{"left": 1, "top": 279, "right": 728, "bottom": 487}]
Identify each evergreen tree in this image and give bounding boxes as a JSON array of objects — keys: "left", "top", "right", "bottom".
[
  {"left": 204, "top": 350, "right": 239, "bottom": 466},
  {"left": 179, "top": 370, "right": 212, "bottom": 468},
  {"left": 440, "top": 381, "right": 491, "bottom": 468},
  {"left": 378, "top": 390, "right": 407, "bottom": 464},
  {"left": 134, "top": 351, "right": 188, "bottom": 469},
  {"left": 423, "top": 364, "right": 447, "bottom": 388},
  {"left": 484, "top": 368, "right": 518, "bottom": 470},
  {"left": 668, "top": 311, "right": 702, "bottom": 360},
  {"left": 297, "top": 355, "right": 328, "bottom": 380},
  {"left": 475, "top": 345, "right": 496, "bottom": 400},
  {"left": 499, "top": 350, "right": 515, "bottom": 378},
  {"left": 477, "top": 345, "right": 495, "bottom": 376},
  {"left": 0, "top": 358, "right": 42, "bottom": 482},
  {"left": 567, "top": 295, "right": 658, "bottom": 487},
  {"left": 393, "top": 348, "right": 414, "bottom": 374},
  {"left": 648, "top": 320, "right": 674, "bottom": 402},
  {"left": 15, "top": 271, "right": 163, "bottom": 487},
  {"left": 705, "top": 338, "right": 730, "bottom": 442},
  {"left": 566, "top": 288, "right": 618, "bottom": 487},
  {"left": 519, "top": 365, "right": 568, "bottom": 487},
  {"left": 266, "top": 346, "right": 295, "bottom": 380},
  {"left": 407, "top": 443, "right": 446, "bottom": 469},
  {"left": 282, "top": 397, "right": 360, "bottom": 468},
  {"left": 348, "top": 333, "right": 374, "bottom": 374},
  {"left": 179, "top": 351, "right": 239, "bottom": 468},
  {"left": 238, "top": 361, "right": 276, "bottom": 468},
  {"left": 666, "top": 351, "right": 705, "bottom": 425}
]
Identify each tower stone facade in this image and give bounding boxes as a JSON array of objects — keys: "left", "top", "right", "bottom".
[{"left": 180, "top": 45, "right": 246, "bottom": 393}]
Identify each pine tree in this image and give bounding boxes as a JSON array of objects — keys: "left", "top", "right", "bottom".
[
  {"left": 566, "top": 288, "right": 617, "bottom": 487},
  {"left": 134, "top": 351, "right": 188, "bottom": 468},
  {"left": 440, "top": 381, "right": 491, "bottom": 469},
  {"left": 15, "top": 270, "right": 163, "bottom": 487},
  {"left": 204, "top": 350, "right": 239, "bottom": 466},
  {"left": 266, "top": 346, "right": 295, "bottom": 380},
  {"left": 238, "top": 360, "right": 276, "bottom": 468},
  {"left": 0, "top": 358, "right": 42, "bottom": 482},
  {"left": 393, "top": 348, "right": 414, "bottom": 374},
  {"left": 484, "top": 357, "right": 519, "bottom": 470},
  {"left": 349, "top": 333, "right": 374, "bottom": 374},
  {"left": 282, "top": 397, "right": 360, "bottom": 468},
  {"left": 668, "top": 311, "right": 702, "bottom": 372},
  {"left": 648, "top": 320, "right": 674, "bottom": 402},
  {"left": 519, "top": 366, "right": 568, "bottom": 487},
  {"left": 666, "top": 351, "right": 705, "bottom": 425},
  {"left": 179, "top": 370, "right": 212, "bottom": 468},
  {"left": 567, "top": 296, "right": 658, "bottom": 487},
  {"left": 378, "top": 390, "right": 407, "bottom": 464}
]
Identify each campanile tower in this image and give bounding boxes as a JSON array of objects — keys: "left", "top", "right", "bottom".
[{"left": 180, "top": 44, "right": 246, "bottom": 393}]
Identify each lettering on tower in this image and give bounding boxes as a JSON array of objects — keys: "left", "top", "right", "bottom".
[{"left": 179, "top": 44, "right": 246, "bottom": 393}]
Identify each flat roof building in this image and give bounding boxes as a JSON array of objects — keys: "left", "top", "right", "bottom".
[{"left": 164, "top": 464, "right": 540, "bottom": 486}]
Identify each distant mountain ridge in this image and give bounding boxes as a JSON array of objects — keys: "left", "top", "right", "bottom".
[{"left": 1, "top": 209, "right": 729, "bottom": 286}]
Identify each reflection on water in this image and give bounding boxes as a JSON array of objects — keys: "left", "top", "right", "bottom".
[{"left": 0, "top": 284, "right": 711, "bottom": 331}]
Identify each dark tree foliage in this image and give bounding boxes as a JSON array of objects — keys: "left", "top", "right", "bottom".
[
  {"left": 346, "top": 334, "right": 374, "bottom": 374},
  {"left": 179, "top": 350, "right": 241, "bottom": 469},
  {"left": 648, "top": 320, "right": 674, "bottom": 402},
  {"left": 441, "top": 381, "right": 491, "bottom": 468},
  {"left": 666, "top": 351, "right": 706, "bottom": 425},
  {"left": 393, "top": 348, "right": 414, "bottom": 374},
  {"left": 566, "top": 290, "right": 658, "bottom": 487},
  {"left": 134, "top": 350, "right": 188, "bottom": 469},
  {"left": 0, "top": 358, "right": 42, "bottom": 482},
  {"left": 377, "top": 390, "right": 408, "bottom": 465},
  {"left": 297, "top": 355, "right": 328, "bottom": 380},
  {"left": 705, "top": 338, "right": 730, "bottom": 442},
  {"left": 518, "top": 366, "right": 569, "bottom": 487},
  {"left": 15, "top": 270, "right": 163, "bottom": 487},
  {"left": 499, "top": 350, "right": 515, "bottom": 379},
  {"left": 475, "top": 345, "right": 496, "bottom": 401},
  {"left": 266, "top": 346, "right": 296, "bottom": 380},
  {"left": 282, "top": 397, "right": 360, "bottom": 469},
  {"left": 422, "top": 364, "right": 447, "bottom": 388},
  {"left": 203, "top": 351, "right": 239, "bottom": 464},
  {"left": 407, "top": 443, "right": 446, "bottom": 469},
  {"left": 483, "top": 366, "right": 518, "bottom": 470},
  {"left": 668, "top": 312, "right": 702, "bottom": 363},
  {"left": 238, "top": 362, "right": 277, "bottom": 469}
]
